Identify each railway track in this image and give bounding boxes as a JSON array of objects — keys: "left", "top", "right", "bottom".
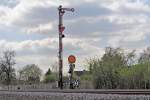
[{"left": 1, "top": 89, "right": 150, "bottom": 95}]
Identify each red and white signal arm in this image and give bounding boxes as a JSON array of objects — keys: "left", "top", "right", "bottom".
[
  {"left": 60, "top": 26, "right": 65, "bottom": 33},
  {"left": 68, "top": 55, "right": 76, "bottom": 63}
]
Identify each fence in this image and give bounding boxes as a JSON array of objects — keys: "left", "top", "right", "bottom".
[
  {"left": 0, "top": 83, "right": 57, "bottom": 91},
  {"left": 0, "top": 80, "right": 94, "bottom": 91}
]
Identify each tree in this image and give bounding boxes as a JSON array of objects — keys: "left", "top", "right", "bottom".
[
  {"left": 44, "top": 74, "right": 57, "bottom": 83},
  {"left": 43, "top": 62, "right": 59, "bottom": 83},
  {"left": 45, "top": 68, "right": 52, "bottom": 76},
  {"left": 87, "top": 47, "right": 124, "bottom": 89},
  {"left": 139, "top": 47, "right": 150, "bottom": 63},
  {"left": 51, "top": 61, "right": 59, "bottom": 73},
  {"left": 0, "top": 50, "right": 16, "bottom": 85},
  {"left": 44, "top": 68, "right": 57, "bottom": 83},
  {"left": 87, "top": 47, "right": 137, "bottom": 89},
  {"left": 51, "top": 62, "right": 59, "bottom": 80},
  {"left": 19, "top": 64, "right": 42, "bottom": 84}
]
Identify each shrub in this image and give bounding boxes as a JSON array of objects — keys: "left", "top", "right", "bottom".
[{"left": 44, "top": 74, "right": 56, "bottom": 83}]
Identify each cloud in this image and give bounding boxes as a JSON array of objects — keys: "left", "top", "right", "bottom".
[
  {"left": 0, "top": 37, "right": 103, "bottom": 72},
  {"left": 107, "top": 30, "right": 146, "bottom": 48},
  {"left": 25, "top": 23, "right": 53, "bottom": 34},
  {"left": 0, "top": 0, "right": 19, "bottom": 8},
  {"left": 0, "top": 0, "right": 150, "bottom": 72},
  {"left": 1, "top": 0, "right": 150, "bottom": 38}
]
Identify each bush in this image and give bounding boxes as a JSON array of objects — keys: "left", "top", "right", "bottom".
[
  {"left": 86, "top": 47, "right": 150, "bottom": 89},
  {"left": 80, "top": 74, "right": 92, "bottom": 81},
  {"left": 44, "top": 74, "right": 56, "bottom": 83}
]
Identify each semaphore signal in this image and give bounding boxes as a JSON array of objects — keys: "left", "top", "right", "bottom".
[{"left": 58, "top": 5, "right": 74, "bottom": 89}]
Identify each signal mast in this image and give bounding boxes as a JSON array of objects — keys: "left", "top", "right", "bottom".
[{"left": 58, "top": 5, "right": 74, "bottom": 89}]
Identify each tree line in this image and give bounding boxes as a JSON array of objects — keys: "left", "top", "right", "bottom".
[
  {"left": 0, "top": 50, "right": 58, "bottom": 85},
  {"left": 87, "top": 47, "right": 150, "bottom": 89},
  {"left": 1, "top": 47, "right": 150, "bottom": 89}
]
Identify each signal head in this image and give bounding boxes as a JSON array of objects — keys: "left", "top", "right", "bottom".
[{"left": 71, "top": 8, "right": 75, "bottom": 12}]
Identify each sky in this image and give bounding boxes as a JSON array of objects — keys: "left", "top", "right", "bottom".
[{"left": 0, "top": 0, "right": 150, "bottom": 73}]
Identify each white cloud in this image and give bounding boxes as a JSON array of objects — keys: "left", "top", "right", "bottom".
[
  {"left": 25, "top": 23, "right": 53, "bottom": 34},
  {"left": 0, "top": 37, "right": 103, "bottom": 72},
  {"left": 101, "top": 0, "right": 150, "bottom": 13},
  {"left": 123, "top": 0, "right": 150, "bottom": 12},
  {"left": 108, "top": 14, "right": 148, "bottom": 25},
  {"left": 107, "top": 30, "right": 146, "bottom": 48},
  {"left": 0, "top": 0, "right": 150, "bottom": 72},
  {"left": 123, "top": 32, "right": 145, "bottom": 42}
]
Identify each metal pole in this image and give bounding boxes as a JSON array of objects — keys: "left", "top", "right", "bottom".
[
  {"left": 58, "top": 5, "right": 63, "bottom": 89},
  {"left": 69, "top": 63, "right": 75, "bottom": 89},
  {"left": 58, "top": 5, "right": 74, "bottom": 89}
]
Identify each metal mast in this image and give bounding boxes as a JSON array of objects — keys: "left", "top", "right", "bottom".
[{"left": 58, "top": 5, "right": 74, "bottom": 89}]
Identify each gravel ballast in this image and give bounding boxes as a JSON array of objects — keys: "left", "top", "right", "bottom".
[{"left": 0, "top": 91, "right": 150, "bottom": 100}]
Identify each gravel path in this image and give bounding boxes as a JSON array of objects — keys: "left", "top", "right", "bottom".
[{"left": 0, "top": 91, "right": 150, "bottom": 100}]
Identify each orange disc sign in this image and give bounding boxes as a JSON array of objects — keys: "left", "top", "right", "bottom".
[{"left": 68, "top": 55, "right": 76, "bottom": 63}]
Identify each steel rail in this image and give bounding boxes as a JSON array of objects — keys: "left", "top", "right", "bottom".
[{"left": 1, "top": 89, "right": 150, "bottom": 95}]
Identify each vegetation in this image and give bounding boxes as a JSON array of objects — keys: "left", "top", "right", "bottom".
[
  {"left": 44, "top": 68, "right": 57, "bottom": 83},
  {"left": 19, "top": 64, "right": 42, "bottom": 84},
  {"left": 80, "top": 74, "right": 92, "bottom": 81},
  {"left": 0, "top": 47, "right": 150, "bottom": 90},
  {"left": 87, "top": 47, "right": 150, "bottom": 89},
  {"left": 0, "top": 50, "right": 16, "bottom": 85}
]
